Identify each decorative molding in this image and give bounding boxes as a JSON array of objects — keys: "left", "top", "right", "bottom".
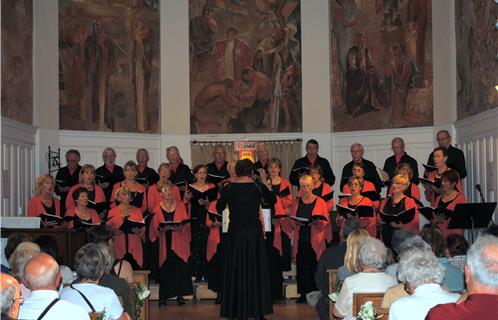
[
  {"left": 454, "top": 108, "right": 498, "bottom": 141},
  {"left": 1, "top": 117, "right": 38, "bottom": 146}
]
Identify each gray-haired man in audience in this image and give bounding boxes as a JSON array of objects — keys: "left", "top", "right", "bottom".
[{"left": 388, "top": 249, "right": 460, "bottom": 320}]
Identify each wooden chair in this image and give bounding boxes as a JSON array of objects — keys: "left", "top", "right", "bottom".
[
  {"left": 352, "top": 292, "right": 386, "bottom": 318},
  {"left": 132, "top": 270, "right": 150, "bottom": 320},
  {"left": 326, "top": 269, "right": 338, "bottom": 320}
]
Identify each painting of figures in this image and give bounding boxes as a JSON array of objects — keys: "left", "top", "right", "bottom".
[
  {"left": 455, "top": 0, "right": 497, "bottom": 119},
  {"left": 189, "top": 0, "right": 302, "bottom": 134},
  {"left": 330, "top": 0, "right": 433, "bottom": 131},
  {"left": 59, "top": 0, "right": 160, "bottom": 133},
  {"left": 1, "top": 0, "right": 33, "bottom": 125}
]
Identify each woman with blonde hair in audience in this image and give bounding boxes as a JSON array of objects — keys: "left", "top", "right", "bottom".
[
  {"left": 106, "top": 186, "right": 145, "bottom": 270},
  {"left": 332, "top": 238, "right": 397, "bottom": 319},
  {"left": 337, "top": 227, "right": 370, "bottom": 281},
  {"left": 65, "top": 164, "right": 106, "bottom": 214},
  {"left": 110, "top": 160, "right": 147, "bottom": 213},
  {"left": 27, "top": 174, "right": 62, "bottom": 228}
]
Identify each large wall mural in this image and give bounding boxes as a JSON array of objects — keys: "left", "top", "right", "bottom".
[
  {"left": 59, "top": 0, "right": 160, "bottom": 133},
  {"left": 455, "top": 0, "right": 497, "bottom": 120},
  {"left": 330, "top": 0, "right": 433, "bottom": 132},
  {"left": 189, "top": 0, "right": 302, "bottom": 134},
  {"left": 1, "top": 0, "right": 33, "bottom": 125}
]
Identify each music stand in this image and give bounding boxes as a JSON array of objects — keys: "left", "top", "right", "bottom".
[{"left": 449, "top": 203, "right": 497, "bottom": 242}]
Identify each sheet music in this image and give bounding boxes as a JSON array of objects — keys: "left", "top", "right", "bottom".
[
  {"left": 222, "top": 208, "right": 230, "bottom": 233},
  {"left": 262, "top": 208, "right": 271, "bottom": 232}
]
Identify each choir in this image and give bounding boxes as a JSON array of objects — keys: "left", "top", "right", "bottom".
[{"left": 26, "top": 132, "right": 469, "bottom": 317}]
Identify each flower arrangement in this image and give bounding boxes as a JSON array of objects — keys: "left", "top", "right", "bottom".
[
  {"left": 133, "top": 284, "right": 150, "bottom": 320},
  {"left": 357, "top": 301, "right": 382, "bottom": 320}
]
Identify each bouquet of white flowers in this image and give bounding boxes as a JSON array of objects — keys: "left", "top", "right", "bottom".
[
  {"left": 133, "top": 284, "right": 150, "bottom": 320},
  {"left": 357, "top": 301, "right": 382, "bottom": 320}
]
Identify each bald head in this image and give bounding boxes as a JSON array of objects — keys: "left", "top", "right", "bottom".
[
  {"left": 23, "top": 253, "right": 60, "bottom": 291},
  {"left": 1, "top": 273, "right": 20, "bottom": 317}
]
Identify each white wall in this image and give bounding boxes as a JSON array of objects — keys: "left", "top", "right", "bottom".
[{"left": 455, "top": 108, "right": 498, "bottom": 222}]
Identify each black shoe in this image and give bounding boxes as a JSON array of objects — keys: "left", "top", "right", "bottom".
[
  {"left": 296, "top": 295, "right": 307, "bottom": 304},
  {"left": 176, "top": 296, "right": 186, "bottom": 306},
  {"left": 158, "top": 300, "right": 167, "bottom": 307},
  {"left": 215, "top": 294, "right": 221, "bottom": 305}
]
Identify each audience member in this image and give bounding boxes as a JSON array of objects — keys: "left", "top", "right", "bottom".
[
  {"left": 86, "top": 225, "right": 134, "bottom": 284},
  {"left": 19, "top": 253, "right": 89, "bottom": 320},
  {"left": 381, "top": 236, "right": 432, "bottom": 308},
  {"left": 97, "top": 243, "right": 132, "bottom": 315},
  {"left": 34, "top": 235, "right": 75, "bottom": 285},
  {"left": 384, "top": 230, "right": 417, "bottom": 277},
  {"left": 60, "top": 243, "right": 130, "bottom": 320},
  {"left": 332, "top": 237, "right": 397, "bottom": 319},
  {"left": 427, "top": 235, "right": 498, "bottom": 320},
  {"left": 389, "top": 249, "right": 460, "bottom": 320},
  {"left": 2, "top": 234, "right": 32, "bottom": 273},
  {"left": 8, "top": 242, "right": 40, "bottom": 299},
  {"left": 420, "top": 227, "right": 465, "bottom": 292},
  {"left": 1, "top": 273, "right": 21, "bottom": 320},
  {"left": 446, "top": 234, "right": 469, "bottom": 272},
  {"left": 337, "top": 228, "right": 370, "bottom": 281},
  {"left": 315, "top": 219, "right": 360, "bottom": 320}
]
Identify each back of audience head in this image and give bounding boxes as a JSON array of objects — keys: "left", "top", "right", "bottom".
[
  {"left": 484, "top": 224, "right": 498, "bottom": 237},
  {"left": 397, "top": 235, "right": 432, "bottom": 259},
  {"left": 466, "top": 235, "right": 498, "bottom": 292},
  {"left": 23, "top": 253, "right": 60, "bottom": 291},
  {"left": 74, "top": 243, "right": 106, "bottom": 282},
  {"left": 420, "top": 227, "right": 447, "bottom": 258},
  {"left": 446, "top": 234, "right": 469, "bottom": 257},
  {"left": 397, "top": 249, "right": 445, "bottom": 292},
  {"left": 391, "top": 229, "right": 415, "bottom": 258},
  {"left": 8, "top": 242, "right": 40, "bottom": 282},
  {"left": 1, "top": 273, "right": 20, "bottom": 319},
  {"left": 87, "top": 225, "right": 114, "bottom": 245},
  {"left": 34, "top": 235, "right": 60, "bottom": 263},
  {"left": 344, "top": 228, "right": 370, "bottom": 272},
  {"left": 358, "top": 237, "right": 388, "bottom": 270},
  {"left": 342, "top": 219, "right": 361, "bottom": 241},
  {"left": 97, "top": 243, "right": 115, "bottom": 274},
  {"left": 4, "top": 234, "right": 32, "bottom": 261}
]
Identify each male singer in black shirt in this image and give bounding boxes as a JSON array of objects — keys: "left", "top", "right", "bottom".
[
  {"left": 340, "top": 143, "right": 382, "bottom": 192},
  {"left": 55, "top": 149, "right": 82, "bottom": 215},
  {"left": 383, "top": 137, "right": 419, "bottom": 184},
  {"left": 289, "top": 139, "right": 335, "bottom": 187},
  {"left": 206, "top": 144, "right": 229, "bottom": 185},
  {"left": 427, "top": 130, "right": 467, "bottom": 179},
  {"left": 166, "top": 146, "right": 193, "bottom": 197}
]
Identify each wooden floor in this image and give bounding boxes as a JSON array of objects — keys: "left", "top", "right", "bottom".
[{"left": 149, "top": 300, "right": 319, "bottom": 320}]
